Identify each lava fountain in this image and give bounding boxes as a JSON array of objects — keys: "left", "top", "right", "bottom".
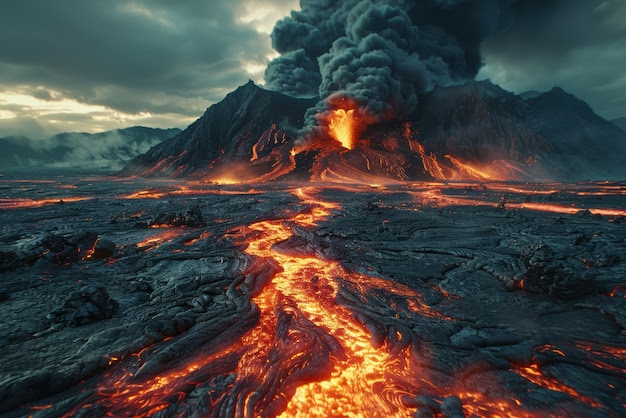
[{"left": 328, "top": 108, "right": 360, "bottom": 150}]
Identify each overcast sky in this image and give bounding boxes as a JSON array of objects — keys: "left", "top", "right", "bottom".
[{"left": 0, "top": 0, "right": 624, "bottom": 138}]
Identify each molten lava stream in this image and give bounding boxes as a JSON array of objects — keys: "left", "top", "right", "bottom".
[
  {"left": 238, "top": 187, "right": 415, "bottom": 417},
  {"left": 234, "top": 187, "right": 551, "bottom": 418}
]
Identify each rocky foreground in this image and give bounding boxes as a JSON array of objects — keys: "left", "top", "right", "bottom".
[{"left": 0, "top": 177, "right": 624, "bottom": 417}]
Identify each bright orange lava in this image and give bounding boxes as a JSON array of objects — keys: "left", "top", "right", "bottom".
[
  {"left": 241, "top": 188, "right": 416, "bottom": 416},
  {"left": 328, "top": 109, "right": 360, "bottom": 150},
  {"left": 233, "top": 187, "right": 524, "bottom": 417}
]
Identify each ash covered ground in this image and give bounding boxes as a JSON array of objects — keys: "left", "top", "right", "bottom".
[{"left": 0, "top": 176, "right": 625, "bottom": 417}]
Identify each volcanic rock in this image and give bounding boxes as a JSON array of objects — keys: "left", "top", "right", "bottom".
[
  {"left": 150, "top": 207, "right": 206, "bottom": 228},
  {"left": 0, "top": 179, "right": 624, "bottom": 416},
  {"left": 48, "top": 285, "right": 119, "bottom": 326}
]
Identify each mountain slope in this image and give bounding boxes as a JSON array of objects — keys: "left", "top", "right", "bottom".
[
  {"left": 122, "top": 81, "right": 316, "bottom": 177},
  {"left": 611, "top": 117, "right": 626, "bottom": 132},
  {"left": 526, "top": 88, "right": 626, "bottom": 180},
  {"left": 415, "top": 81, "right": 549, "bottom": 163}
]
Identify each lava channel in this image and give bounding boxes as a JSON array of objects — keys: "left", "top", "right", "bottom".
[{"left": 59, "top": 186, "right": 555, "bottom": 417}]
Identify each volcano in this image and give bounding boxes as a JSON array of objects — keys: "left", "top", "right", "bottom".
[{"left": 122, "top": 80, "right": 626, "bottom": 183}]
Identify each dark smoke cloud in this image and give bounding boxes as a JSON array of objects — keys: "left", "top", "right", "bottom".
[{"left": 264, "top": 0, "right": 519, "bottom": 134}]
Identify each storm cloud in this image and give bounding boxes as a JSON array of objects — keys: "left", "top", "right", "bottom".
[
  {"left": 0, "top": 0, "right": 624, "bottom": 139},
  {"left": 478, "top": 0, "right": 626, "bottom": 120},
  {"left": 0, "top": 0, "right": 297, "bottom": 136},
  {"left": 265, "top": 0, "right": 626, "bottom": 126}
]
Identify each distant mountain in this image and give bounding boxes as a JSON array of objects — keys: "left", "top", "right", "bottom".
[
  {"left": 122, "top": 81, "right": 626, "bottom": 182},
  {"left": 0, "top": 127, "right": 181, "bottom": 172},
  {"left": 414, "top": 81, "right": 550, "bottom": 169},
  {"left": 122, "top": 81, "right": 315, "bottom": 179},
  {"left": 415, "top": 82, "right": 626, "bottom": 180},
  {"left": 612, "top": 117, "right": 626, "bottom": 132},
  {"left": 524, "top": 88, "right": 626, "bottom": 180}
]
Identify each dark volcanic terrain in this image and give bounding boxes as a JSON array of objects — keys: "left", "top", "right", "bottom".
[{"left": 0, "top": 176, "right": 625, "bottom": 417}]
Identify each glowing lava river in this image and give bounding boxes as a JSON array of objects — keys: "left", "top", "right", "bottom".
[{"left": 0, "top": 177, "right": 625, "bottom": 417}]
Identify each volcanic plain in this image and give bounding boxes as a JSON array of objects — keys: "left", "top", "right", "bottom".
[{"left": 0, "top": 176, "right": 625, "bottom": 417}]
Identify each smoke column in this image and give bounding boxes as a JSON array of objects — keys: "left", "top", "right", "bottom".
[{"left": 264, "top": 0, "right": 521, "bottom": 138}]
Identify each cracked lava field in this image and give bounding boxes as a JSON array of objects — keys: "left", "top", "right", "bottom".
[{"left": 0, "top": 176, "right": 625, "bottom": 417}]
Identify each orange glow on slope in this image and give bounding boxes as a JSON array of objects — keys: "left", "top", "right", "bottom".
[
  {"left": 328, "top": 109, "right": 361, "bottom": 150},
  {"left": 410, "top": 139, "right": 447, "bottom": 180},
  {"left": 445, "top": 155, "right": 500, "bottom": 181}
]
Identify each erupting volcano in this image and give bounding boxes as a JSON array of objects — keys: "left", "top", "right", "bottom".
[
  {"left": 2, "top": 1, "right": 626, "bottom": 417},
  {"left": 123, "top": 80, "right": 626, "bottom": 184}
]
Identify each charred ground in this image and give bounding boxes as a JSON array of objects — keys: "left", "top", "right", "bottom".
[{"left": 0, "top": 177, "right": 624, "bottom": 417}]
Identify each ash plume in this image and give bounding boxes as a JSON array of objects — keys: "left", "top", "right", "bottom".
[{"left": 264, "top": 0, "right": 519, "bottom": 137}]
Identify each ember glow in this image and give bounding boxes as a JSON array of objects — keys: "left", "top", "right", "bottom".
[
  {"left": 514, "top": 363, "right": 601, "bottom": 407},
  {"left": 136, "top": 228, "right": 185, "bottom": 250},
  {"left": 327, "top": 106, "right": 364, "bottom": 150}
]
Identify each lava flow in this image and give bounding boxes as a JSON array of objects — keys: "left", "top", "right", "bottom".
[
  {"left": 49, "top": 183, "right": 624, "bottom": 417},
  {"left": 238, "top": 187, "right": 440, "bottom": 417}
]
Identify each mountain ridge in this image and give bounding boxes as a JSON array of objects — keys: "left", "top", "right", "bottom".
[{"left": 121, "top": 81, "right": 626, "bottom": 182}]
